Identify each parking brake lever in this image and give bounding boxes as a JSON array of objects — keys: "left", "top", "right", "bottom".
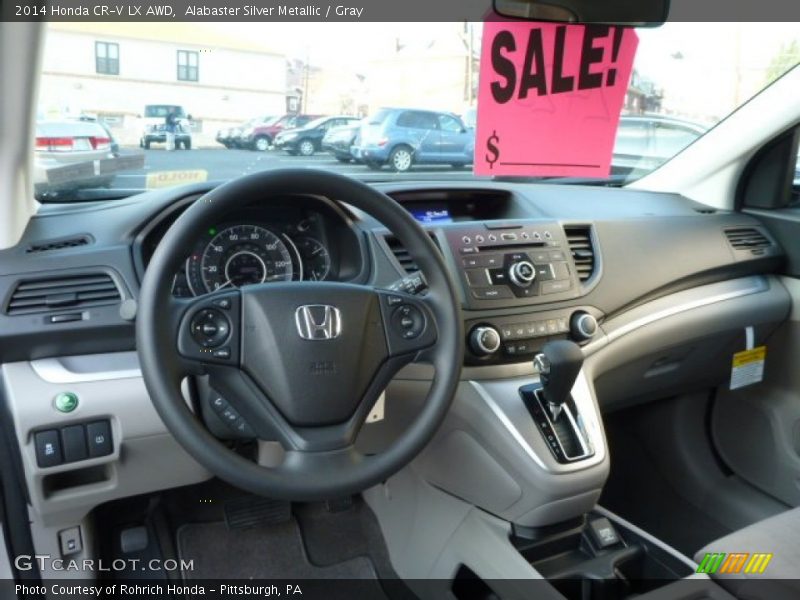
[{"left": 533, "top": 340, "right": 584, "bottom": 421}]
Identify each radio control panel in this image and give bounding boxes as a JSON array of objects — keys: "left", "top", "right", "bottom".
[{"left": 442, "top": 222, "right": 582, "bottom": 309}]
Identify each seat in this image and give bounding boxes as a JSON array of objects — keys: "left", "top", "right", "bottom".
[{"left": 694, "top": 506, "right": 800, "bottom": 600}]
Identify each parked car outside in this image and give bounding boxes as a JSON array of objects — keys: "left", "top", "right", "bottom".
[
  {"left": 351, "top": 108, "right": 475, "bottom": 172},
  {"left": 139, "top": 104, "right": 193, "bottom": 150},
  {"left": 215, "top": 126, "right": 235, "bottom": 148},
  {"left": 229, "top": 116, "right": 277, "bottom": 149},
  {"left": 612, "top": 114, "right": 707, "bottom": 175},
  {"left": 242, "top": 114, "right": 322, "bottom": 151},
  {"left": 274, "top": 116, "right": 361, "bottom": 156},
  {"left": 321, "top": 120, "right": 363, "bottom": 162},
  {"left": 34, "top": 120, "right": 116, "bottom": 193}
]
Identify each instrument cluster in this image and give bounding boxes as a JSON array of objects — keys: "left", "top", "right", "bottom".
[{"left": 158, "top": 201, "right": 358, "bottom": 298}]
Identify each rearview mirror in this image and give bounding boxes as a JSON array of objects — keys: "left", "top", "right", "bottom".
[{"left": 493, "top": 0, "right": 669, "bottom": 26}]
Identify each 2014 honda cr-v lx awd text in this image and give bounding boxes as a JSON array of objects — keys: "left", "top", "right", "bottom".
[{"left": 1, "top": 2, "right": 799, "bottom": 600}]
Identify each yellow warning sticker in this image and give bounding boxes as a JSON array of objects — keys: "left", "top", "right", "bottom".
[{"left": 730, "top": 346, "right": 766, "bottom": 390}]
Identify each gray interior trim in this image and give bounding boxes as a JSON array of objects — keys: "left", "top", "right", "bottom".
[
  {"left": 586, "top": 276, "right": 769, "bottom": 355},
  {"left": 30, "top": 352, "right": 142, "bottom": 383},
  {"left": 470, "top": 371, "right": 606, "bottom": 475}
]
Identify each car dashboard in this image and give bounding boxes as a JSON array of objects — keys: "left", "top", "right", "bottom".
[{"left": 0, "top": 178, "right": 790, "bottom": 531}]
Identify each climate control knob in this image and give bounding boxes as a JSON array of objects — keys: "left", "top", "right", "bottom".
[
  {"left": 508, "top": 260, "right": 536, "bottom": 287},
  {"left": 469, "top": 326, "right": 502, "bottom": 357},
  {"left": 570, "top": 311, "right": 598, "bottom": 342}
]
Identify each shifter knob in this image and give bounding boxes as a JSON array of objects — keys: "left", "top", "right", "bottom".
[{"left": 534, "top": 340, "right": 584, "bottom": 414}]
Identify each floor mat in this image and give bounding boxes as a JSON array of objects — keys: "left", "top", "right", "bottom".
[{"left": 177, "top": 518, "right": 380, "bottom": 581}]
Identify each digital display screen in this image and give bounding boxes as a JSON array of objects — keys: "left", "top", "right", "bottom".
[{"left": 410, "top": 206, "right": 452, "bottom": 224}]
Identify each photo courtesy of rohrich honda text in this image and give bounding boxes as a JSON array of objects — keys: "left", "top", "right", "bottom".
[{"left": 0, "top": 0, "right": 799, "bottom": 598}]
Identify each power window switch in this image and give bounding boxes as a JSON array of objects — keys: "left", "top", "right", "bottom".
[
  {"left": 34, "top": 430, "right": 63, "bottom": 468},
  {"left": 59, "top": 527, "right": 82, "bottom": 557}
]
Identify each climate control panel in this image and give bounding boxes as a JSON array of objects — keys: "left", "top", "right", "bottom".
[
  {"left": 442, "top": 222, "right": 582, "bottom": 309},
  {"left": 465, "top": 309, "right": 601, "bottom": 364}
]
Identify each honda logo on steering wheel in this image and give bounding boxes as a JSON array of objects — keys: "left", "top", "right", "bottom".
[{"left": 294, "top": 305, "right": 342, "bottom": 340}]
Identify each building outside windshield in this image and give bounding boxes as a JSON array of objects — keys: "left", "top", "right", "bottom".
[{"left": 34, "top": 22, "right": 800, "bottom": 201}]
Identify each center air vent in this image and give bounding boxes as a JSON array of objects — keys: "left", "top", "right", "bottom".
[
  {"left": 5, "top": 273, "right": 121, "bottom": 316},
  {"left": 383, "top": 234, "right": 439, "bottom": 274},
  {"left": 565, "top": 226, "right": 596, "bottom": 283},
  {"left": 724, "top": 227, "right": 771, "bottom": 250}
]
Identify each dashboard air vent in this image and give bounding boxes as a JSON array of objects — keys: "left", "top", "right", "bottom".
[
  {"left": 6, "top": 273, "right": 121, "bottom": 316},
  {"left": 26, "top": 236, "right": 91, "bottom": 253},
  {"left": 565, "top": 226, "right": 596, "bottom": 283},
  {"left": 384, "top": 234, "right": 439, "bottom": 274},
  {"left": 724, "top": 227, "right": 771, "bottom": 250}
]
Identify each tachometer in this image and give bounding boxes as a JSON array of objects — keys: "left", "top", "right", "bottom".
[
  {"left": 198, "top": 225, "right": 295, "bottom": 292},
  {"left": 295, "top": 237, "right": 332, "bottom": 281}
]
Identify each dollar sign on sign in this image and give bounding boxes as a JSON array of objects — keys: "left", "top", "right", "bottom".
[{"left": 486, "top": 130, "right": 500, "bottom": 169}]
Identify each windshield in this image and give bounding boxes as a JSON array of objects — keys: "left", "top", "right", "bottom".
[{"left": 35, "top": 22, "right": 800, "bottom": 201}]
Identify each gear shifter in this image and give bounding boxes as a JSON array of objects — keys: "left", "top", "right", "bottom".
[{"left": 533, "top": 340, "right": 584, "bottom": 421}]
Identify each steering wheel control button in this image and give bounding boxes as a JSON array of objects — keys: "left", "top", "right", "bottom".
[
  {"left": 209, "top": 395, "right": 254, "bottom": 438},
  {"left": 190, "top": 309, "right": 230, "bottom": 348},
  {"left": 54, "top": 391, "right": 79, "bottom": 413},
  {"left": 35, "top": 430, "right": 63, "bottom": 468},
  {"left": 86, "top": 421, "right": 113, "bottom": 458},
  {"left": 392, "top": 304, "right": 425, "bottom": 340},
  {"left": 212, "top": 298, "right": 232, "bottom": 310},
  {"left": 212, "top": 347, "right": 231, "bottom": 359}
]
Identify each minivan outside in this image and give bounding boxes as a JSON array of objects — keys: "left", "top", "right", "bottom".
[{"left": 351, "top": 108, "right": 475, "bottom": 172}]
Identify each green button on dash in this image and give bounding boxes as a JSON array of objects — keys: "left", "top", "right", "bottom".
[{"left": 54, "top": 392, "right": 79, "bottom": 413}]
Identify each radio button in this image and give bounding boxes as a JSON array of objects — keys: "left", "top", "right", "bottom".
[
  {"left": 534, "top": 321, "right": 548, "bottom": 336},
  {"left": 500, "top": 233, "right": 518, "bottom": 241},
  {"left": 552, "top": 262, "right": 571, "bottom": 280},
  {"left": 488, "top": 268, "right": 508, "bottom": 285},
  {"left": 471, "top": 287, "right": 513, "bottom": 300},
  {"left": 541, "top": 280, "right": 572, "bottom": 295},
  {"left": 535, "top": 264, "right": 555, "bottom": 281},
  {"left": 530, "top": 251, "right": 551, "bottom": 264},
  {"left": 465, "top": 269, "right": 491, "bottom": 287}
]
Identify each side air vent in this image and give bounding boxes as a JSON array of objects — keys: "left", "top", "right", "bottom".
[
  {"left": 6, "top": 273, "right": 121, "bottom": 316},
  {"left": 724, "top": 227, "right": 772, "bottom": 250},
  {"left": 565, "top": 226, "right": 596, "bottom": 283},
  {"left": 26, "top": 236, "right": 91, "bottom": 254},
  {"left": 384, "top": 234, "right": 439, "bottom": 274}
]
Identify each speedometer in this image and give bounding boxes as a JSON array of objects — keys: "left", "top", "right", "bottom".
[{"left": 198, "top": 225, "right": 295, "bottom": 292}]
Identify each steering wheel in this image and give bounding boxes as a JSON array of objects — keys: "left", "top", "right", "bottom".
[{"left": 136, "top": 169, "right": 464, "bottom": 500}]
